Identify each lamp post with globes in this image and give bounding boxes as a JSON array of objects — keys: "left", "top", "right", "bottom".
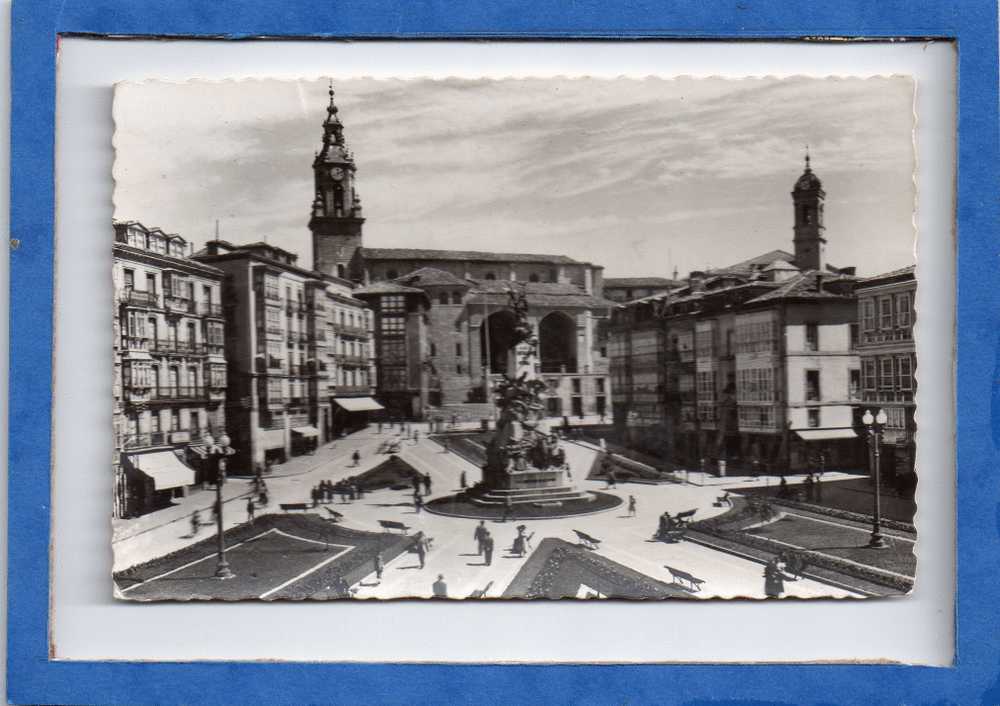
[
  {"left": 862, "top": 409, "right": 889, "bottom": 549},
  {"left": 203, "top": 431, "right": 235, "bottom": 579}
]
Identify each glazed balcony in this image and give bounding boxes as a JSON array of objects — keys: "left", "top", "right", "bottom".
[{"left": 164, "top": 295, "right": 194, "bottom": 314}]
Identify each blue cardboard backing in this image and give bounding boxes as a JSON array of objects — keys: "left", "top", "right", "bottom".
[{"left": 8, "top": 1, "right": 999, "bottom": 704}]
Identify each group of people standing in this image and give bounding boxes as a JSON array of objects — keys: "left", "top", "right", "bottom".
[{"left": 312, "top": 477, "right": 366, "bottom": 506}]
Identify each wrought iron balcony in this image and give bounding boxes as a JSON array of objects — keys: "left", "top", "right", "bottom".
[
  {"left": 121, "top": 289, "right": 161, "bottom": 308},
  {"left": 199, "top": 302, "right": 224, "bottom": 318},
  {"left": 149, "top": 339, "right": 207, "bottom": 356},
  {"left": 164, "top": 295, "right": 194, "bottom": 314}
]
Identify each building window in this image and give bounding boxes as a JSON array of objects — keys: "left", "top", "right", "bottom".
[
  {"left": 897, "top": 355, "right": 914, "bottom": 391},
  {"left": 861, "top": 299, "right": 875, "bottom": 331},
  {"left": 484, "top": 272, "right": 496, "bottom": 280},
  {"left": 863, "top": 359, "right": 877, "bottom": 391},
  {"left": 879, "top": 297, "right": 893, "bottom": 329},
  {"left": 805, "top": 323, "right": 818, "bottom": 351},
  {"left": 451, "top": 291, "right": 462, "bottom": 305},
  {"left": 695, "top": 328, "right": 714, "bottom": 358},
  {"left": 807, "top": 409, "right": 820, "bottom": 428},
  {"left": 457, "top": 363, "right": 463, "bottom": 374},
  {"left": 696, "top": 371, "right": 716, "bottom": 401},
  {"left": 381, "top": 317, "right": 405, "bottom": 336},
  {"left": 805, "top": 370, "right": 820, "bottom": 401},
  {"left": 737, "top": 368, "right": 774, "bottom": 402},
  {"left": 849, "top": 369, "right": 861, "bottom": 400},
  {"left": 529, "top": 273, "right": 540, "bottom": 283},
  {"left": 572, "top": 378, "right": 582, "bottom": 394},
  {"left": 380, "top": 339, "right": 406, "bottom": 364},
  {"left": 146, "top": 273, "right": 157, "bottom": 294},
  {"left": 879, "top": 357, "right": 894, "bottom": 390},
  {"left": 382, "top": 295, "right": 405, "bottom": 312},
  {"left": 455, "top": 342, "right": 462, "bottom": 357},
  {"left": 123, "top": 269, "right": 135, "bottom": 291},
  {"left": 263, "top": 275, "right": 280, "bottom": 301},
  {"left": 596, "top": 378, "right": 605, "bottom": 394},
  {"left": 849, "top": 323, "right": 859, "bottom": 350},
  {"left": 337, "top": 264, "right": 346, "bottom": 278},
  {"left": 429, "top": 343, "right": 436, "bottom": 357},
  {"left": 884, "top": 407, "right": 906, "bottom": 429},
  {"left": 439, "top": 292, "right": 449, "bottom": 305},
  {"left": 896, "top": 293, "right": 912, "bottom": 327}
]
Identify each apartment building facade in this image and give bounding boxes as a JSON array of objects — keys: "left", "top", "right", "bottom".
[
  {"left": 113, "top": 221, "right": 227, "bottom": 517},
  {"left": 856, "top": 265, "right": 917, "bottom": 481},
  {"left": 192, "top": 240, "right": 377, "bottom": 472}
]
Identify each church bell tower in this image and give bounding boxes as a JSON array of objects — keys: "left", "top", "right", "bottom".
[
  {"left": 310, "top": 83, "right": 365, "bottom": 280},
  {"left": 791, "top": 152, "right": 826, "bottom": 272}
]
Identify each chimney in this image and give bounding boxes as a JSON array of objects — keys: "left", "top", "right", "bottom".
[
  {"left": 815, "top": 272, "right": 824, "bottom": 292},
  {"left": 689, "top": 270, "right": 706, "bottom": 293}
]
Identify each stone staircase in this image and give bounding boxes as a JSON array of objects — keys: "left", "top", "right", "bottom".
[{"left": 427, "top": 403, "right": 495, "bottom": 424}]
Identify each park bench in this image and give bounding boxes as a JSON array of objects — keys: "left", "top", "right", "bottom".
[
  {"left": 468, "top": 580, "right": 494, "bottom": 599},
  {"left": 664, "top": 565, "right": 706, "bottom": 593},
  {"left": 673, "top": 509, "right": 697, "bottom": 527},
  {"left": 324, "top": 507, "right": 344, "bottom": 523},
  {"left": 573, "top": 529, "right": 601, "bottom": 551},
  {"left": 279, "top": 502, "right": 310, "bottom": 512},
  {"left": 379, "top": 519, "right": 411, "bottom": 534}
]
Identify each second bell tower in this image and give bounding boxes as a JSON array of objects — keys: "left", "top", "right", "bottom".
[{"left": 310, "top": 83, "right": 365, "bottom": 280}]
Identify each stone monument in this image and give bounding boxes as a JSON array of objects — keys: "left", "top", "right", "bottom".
[{"left": 471, "top": 285, "right": 591, "bottom": 507}]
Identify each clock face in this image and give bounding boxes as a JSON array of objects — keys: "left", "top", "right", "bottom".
[{"left": 330, "top": 167, "right": 344, "bottom": 181}]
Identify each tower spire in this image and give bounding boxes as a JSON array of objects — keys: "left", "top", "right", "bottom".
[{"left": 804, "top": 144, "right": 811, "bottom": 171}]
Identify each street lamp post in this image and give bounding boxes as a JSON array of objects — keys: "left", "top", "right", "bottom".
[
  {"left": 862, "top": 409, "right": 889, "bottom": 549},
  {"left": 203, "top": 432, "right": 236, "bottom": 579}
]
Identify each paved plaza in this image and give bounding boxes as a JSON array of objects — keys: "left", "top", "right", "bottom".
[{"left": 109, "top": 424, "right": 907, "bottom": 600}]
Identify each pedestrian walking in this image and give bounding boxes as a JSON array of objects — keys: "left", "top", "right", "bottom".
[
  {"left": 339, "top": 483, "right": 348, "bottom": 504},
  {"left": 512, "top": 525, "right": 529, "bottom": 557},
  {"left": 415, "top": 534, "right": 427, "bottom": 569},
  {"left": 459, "top": 470, "right": 467, "bottom": 488},
  {"left": 348, "top": 482, "right": 357, "bottom": 501},
  {"left": 259, "top": 489, "right": 269, "bottom": 506},
  {"left": 474, "top": 520, "right": 488, "bottom": 555},
  {"left": 374, "top": 552, "right": 384, "bottom": 583},
  {"left": 502, "top": 495, "right": 513, "bottom": 522},
  {"left": 764, "top": 557, "right": 798, "bottom": 598},
  {"left": 357, "top": 483, "right": 365, "bottom": 500},
  {"left": 422, "top": 474, "right": 432, "bottom": 496},
  {"left": 627, "top": 495, "right": 637, "bottom": 517},
  {"left": 311, "top": 485, "right": 319, "bottom": 508},
  {"left": 190, "top": 510, "right": 201, "bottom": 536},
  {"left": 351, "top": 449, "right": 361, "bottom": 467},
  {"left": 804, "top": 472, "right": 816, "bottom": 502},
  {"left": 377, "top": 421, "right": 382, "bottom": 434},
  {"left": 432, "top": 574, "right": 448, "bottom": 598},
  {"left": 414, "top": 492, "right": 423, "bottom": 514},
  {"left": 483, "top": 532, "right": 495, "bottom": 566},
  {"left": 246, "top": 497, "right": 256, "bottom": 523},
  {"left": 412, "top": 473, "right": 421, "bottom": 492}
]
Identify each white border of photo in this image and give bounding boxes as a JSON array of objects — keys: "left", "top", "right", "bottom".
[{"left": 51, "top": 39, "right": 954, "bottom": 665}]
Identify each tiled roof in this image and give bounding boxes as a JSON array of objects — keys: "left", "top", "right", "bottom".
[
  {"left": 745, "top": 271, "right": 854, "bottom": 304},
  {"left": 712, "top": 249, "right": 797, "bottom": 275},
  {"left": 361, "top": 247, "right": 582, "bottom": 265},
  {"left": 603, "top": 277, "right": 683, "bottom": 288},
  {"left": 354, "top": 281, "right": 426, "bottom": 295},
  {"left": 393, "top": 267, "right": 472, "bottom": 288},
  {"left": 466, "top": 280, "right": 614, "bottom": 309},
  {"left": 857, "top": 264, "right": 916, "bottom": 286}
]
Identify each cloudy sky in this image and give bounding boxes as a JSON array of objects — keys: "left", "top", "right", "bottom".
[{"left": 113, "top": 76, "right": 915, "bottom": 277}]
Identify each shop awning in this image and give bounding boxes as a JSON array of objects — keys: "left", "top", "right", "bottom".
[
  {"left": 126, "top": 450, "right": 195, "bottom": 491},
  {"left": 795, "top": 429, "right": 858, "bottom": 441},
  {"left": 334, "top": 397, "right": 384, "bottom": 412},
  {"left": 292, "top": 425, "right": 319, "bottom": 438}
]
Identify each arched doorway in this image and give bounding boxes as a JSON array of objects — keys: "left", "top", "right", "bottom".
[
  {"left": 539, "top": 311, "right": 577, "bottom": 373},
  {"left": 480, "top": 310, "right": 518, "bottom": 375}
]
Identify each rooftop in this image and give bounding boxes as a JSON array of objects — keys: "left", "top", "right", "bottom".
[
  {"left": 393, "top": 267, "right": 473, "bottom": 288},
  {"left": 857, "top": 264, "right": 916, "bottom": 287},
  {"left": 603, "top": 277, "right": 684, "bottom": 289},
  {"left": 745, "top": 271, "right": 855, "bottom": 304},
  {"left": 361, "top": 246, "right": 585, "bottom": 266}
]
